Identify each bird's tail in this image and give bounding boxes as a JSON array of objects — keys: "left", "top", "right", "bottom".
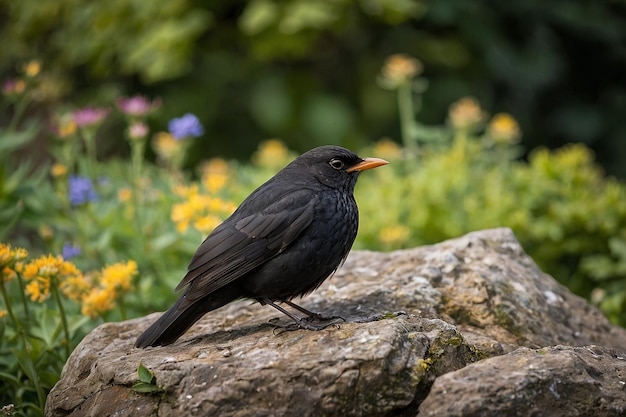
[{"left": 135, "top": 288, "right": 238, "bottom": 348}]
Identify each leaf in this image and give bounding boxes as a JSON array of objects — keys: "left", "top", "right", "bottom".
[
  {"left": 12, "top": 348, "right": 38, "bottom": 389},
  {"left": 0, "top": 370, "right": 20, "bottom": 385},
  {"left": 29, "top": 308, "right": 62, "bottom": 348},
  {"left": 150, "top": 232, "right": 181, "bottom": 252},
  {"left": 239, "top": 0, "right": 279, "bottom": 35},
  {"left": 0, "top": 124, "right": 40, "bottom": 154},
  {"left": 137, "top": 362, "right": 156, "bottom": 384},
  {"left": 131, "top": 382, "right": 164, "bottom": 394},
  {"left": 132, "top": 363, "right": 164, "bottom": 394}
]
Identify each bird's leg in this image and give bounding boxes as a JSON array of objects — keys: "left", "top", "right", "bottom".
[
  {"left": 261, "top": 298, "right": 342, "bottom": 331},
  {"left": 284, "top": 300, "right": 346, "bottom": 322}
]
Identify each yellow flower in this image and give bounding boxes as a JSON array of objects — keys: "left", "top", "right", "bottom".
[
  {"left": 75, "top": 260, "right": 136, "bottom": 317},
  {"left": 118, "top": 187, "right": 132, "bottom": 202},
  {"left": 171, "top": 201, "right": 194, "bottom": 233},
  {"left": 204, "top": 174, "right": 227, "bottom": 193},
  {"left": 51, "top": 163, "right": 67, "bottom": 177},
  {"left": 81, "top": 287, "right": 116, "bottom": 318},
  {"left": 58, "top": 260, "right": 81, "bottom": 279},
  {"left": 0, "top": 244, "right": 11, "bottom": 267},
  {"left": 152, "top": 132, "right": 182, "bottom": 160},
  {"left": 200, "top": 158, "right": 230, "bottom": 175},
  {"left": 373, "top": 138, "right": 402, "bottom": 161},
  {"left": 200, "top": 158, "right": 231, "bottom": 193},
  {"left": 448, "top": 97, "right": 486, "bottom": 131},
  {"left": 253, "top": 139, "right": 291, "bottom": 168},
  {"left": 57, "top": 119, "right": 77, "bottom": 138},
  {"left": 2, "top": 266, "right": 16, "bottom": 283},
  {"left": 0, "top": 243, "right": 28, "bottom": 266},
  {"left": 0, "top": 309, "right": 7, "bottom": 319},
  {"left": 25, "top": 277, "right": 51, "bottom": 302},
  {"left": 380, "top": 54, "right": 423, "bottom": 87},
  {"left": 59, "top": 274, "right": 90, "bottom": 302},
  {"left": 22, "top": 254, "right": 82, "bottom": 303},
  {"left": 379, "top": 225, "right": 410, "bottom": 246},
  {"left": 99, "top": 260, "right": 137, "bottom": 292},
  {"left": 0, "top": 243, "right": 28, "bottom": 282},
  {"left": 23, "top": 60, "right": 42, "bottom": 77},
  {"left": 39, "top": 225, "right": 54, "bottom": 240},
  {"left": 194, "top": 215, "right": 223, "bottom": 234},
  {"left": 487, "top": 113, "right": 521, "bottom": 144},
  {"left": 171, "top": 192, "right": 236, "bottom": 234},
  {"left": 173, "top": 183, "right": 199, "bottom": 198}
]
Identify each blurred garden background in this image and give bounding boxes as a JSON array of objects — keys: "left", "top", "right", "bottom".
[{"left": 1, "top": 1, "right": 626, "bottom": 415}]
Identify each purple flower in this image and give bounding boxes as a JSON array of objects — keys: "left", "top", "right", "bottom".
[
  {"left": 68, "top": 175, "right": 98, "bottom": 206},
  {"left": 72, "top": 107, "right": 110, "bottom": 128},
  {"left": 62, "top": 243, "right": 82, "bottom": 260},
  {"left": 168, "top": 113, "right": 204, "bottom": 140},
  {"left": 116, "top": 95, "right": 161, "bottom": 117}
]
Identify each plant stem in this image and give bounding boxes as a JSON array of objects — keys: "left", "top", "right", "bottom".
[
  {"left": 51, "top": 283, "right": 71, "bottom": 358},
  {"left": 130, "top": 139, "right": 146, "bottom": 239},
  {"left": 0, "top": 280, "right": 46, "bottom": 408},
  {"left": 120, "top": 296, "right": 127, "bottom": 321},
  {"left": 82, "top": 129, "right": 98, "bottom": 179},
  {"left": 15, "top": 273, "right": 31, "bottom": 322},
  {"left": 131, "top": 139, "right": 146, "bottom": 185},
  {"left": 397, "top": 81, "right": 417, "bottom": 154},
  {"left": 0, "top": 280, "right": 21, "bottom": 340},
  {"left": 7, "top": 94, "right": 31, "bottom": 132}
]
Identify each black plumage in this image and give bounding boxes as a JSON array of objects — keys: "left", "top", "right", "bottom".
[{"left": 135, "top": 145, "right": 388, "bottom": 347}]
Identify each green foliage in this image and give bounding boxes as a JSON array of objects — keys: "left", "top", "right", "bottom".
[
  {"left": 354, "top": 69, "right": 626, "bottom": 325},
  {"left": 357, "top": 139, "right": 626, "bottom": 319},
  {"left": 3, "top": 0, "right": 625, "bottom": 176},
  {"left": 132, "top": 362, "right": 164, "bottom": 394},
  {"left": 3, "top": 0, "right": 212, "bottom": 83}
]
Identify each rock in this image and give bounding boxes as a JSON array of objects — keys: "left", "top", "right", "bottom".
[
  {"left": 45, "top": 228, "right": 626, "bottom": 417},
  {"left": 418, "top": 345, "right": 626, "bottom": 417}
]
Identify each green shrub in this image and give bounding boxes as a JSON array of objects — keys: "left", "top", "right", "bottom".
[{"left": 354, "top": 56, "right": 626, "bottom": 325}]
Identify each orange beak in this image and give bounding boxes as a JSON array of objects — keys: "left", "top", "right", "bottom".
[{"left": 346, "top": 157, "right": 389, "bottom": 173}]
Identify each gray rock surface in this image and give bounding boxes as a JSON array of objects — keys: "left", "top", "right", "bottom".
[
  {"left": 45, "top": 228, "right": 626, "bottom": 417},
  {"left": 418, "top": 345, "right": 626, "bottom": 417}
]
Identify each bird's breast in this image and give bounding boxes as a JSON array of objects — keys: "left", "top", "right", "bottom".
[{"left": 241, "top": 189, "right": 359, "bottom": 301}]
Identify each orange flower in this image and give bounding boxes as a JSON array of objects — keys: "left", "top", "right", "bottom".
[
  {"left": 448, "top": 97, "right": 486, "bottom": 131},
  {"left": 380, "top": 54, "right": 423, "bottom": 87}
]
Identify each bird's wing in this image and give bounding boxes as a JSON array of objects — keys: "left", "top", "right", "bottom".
[{"left": 175, "top": 189, "right": 318, "bottom": 302}]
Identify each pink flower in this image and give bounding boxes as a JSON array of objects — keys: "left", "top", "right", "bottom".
[
  {"left": 116, "top": 95, "right": 161, "bottom": 117},
  {"left": 127, "top": 121, "right": 149, "bottom": 141},
  {"left": 72, "top": 107, "right": 111, "bottom": 128},
  {"left": 2, "top": 78, "right": 26, "bottom": 96}
]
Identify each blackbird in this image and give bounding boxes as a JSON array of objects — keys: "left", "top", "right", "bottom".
[{"left": 135, "top": 145, "right": 388, "bottom": 347}]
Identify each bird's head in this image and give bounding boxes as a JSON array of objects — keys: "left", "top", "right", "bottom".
[{"left": 287, "top": 145, "right": 389, "bottom": 192}]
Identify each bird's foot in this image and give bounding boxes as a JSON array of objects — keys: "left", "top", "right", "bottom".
[{"left": 263, "top": 298, "right": 346, "bottom": 333}]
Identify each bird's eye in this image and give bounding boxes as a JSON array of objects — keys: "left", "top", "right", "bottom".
[{"left": 329, "top": 158, "right": 345, "bottom": 170}]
